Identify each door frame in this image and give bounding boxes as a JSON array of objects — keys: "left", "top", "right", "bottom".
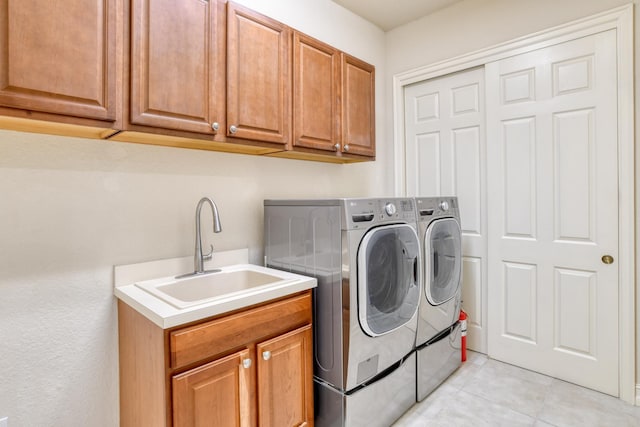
[{"left": 392, "top": 5, "right": 635, "bottom": 403}]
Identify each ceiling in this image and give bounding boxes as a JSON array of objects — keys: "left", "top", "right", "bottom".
[{"left": 332, "top": 0, "right": 464, "bottom": 31}]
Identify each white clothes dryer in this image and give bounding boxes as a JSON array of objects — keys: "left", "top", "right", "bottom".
[{"left": 415, "top": 196, "right": 463, "bottom": 401}]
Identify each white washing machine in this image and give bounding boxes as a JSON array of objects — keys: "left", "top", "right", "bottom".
[
  {"left": 264, "top": 198, "right": 420, "bottom": 426},
  {"left": 415, "top": 196, "right": 463, "bottom": 401}
]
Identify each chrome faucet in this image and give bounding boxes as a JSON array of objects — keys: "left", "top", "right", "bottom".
[{"left": 193, "top": 197, "right": 222, "bottom": 274}]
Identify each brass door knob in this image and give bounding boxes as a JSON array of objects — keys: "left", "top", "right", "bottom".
[{"left": 601, "top": 255, "right": 614, "bottom": 264}]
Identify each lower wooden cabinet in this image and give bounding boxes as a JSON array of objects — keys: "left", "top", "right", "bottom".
[
  {"left": 173, "top": 349, "right": 253, "bottom": 427},
  {"left": 256, "top": 326, "right": 313, "bottom": 427},
  {"left": 118, "top": 290, "right": 313, "bottom": 427}
]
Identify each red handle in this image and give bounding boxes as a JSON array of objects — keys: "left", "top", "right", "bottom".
[{"left": 460, "top": 310, "right": 468, "bottom": 362}]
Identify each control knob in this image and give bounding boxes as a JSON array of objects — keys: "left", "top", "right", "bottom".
[
  {"left": 385, "top": 203, "right": 397, "bottom": 216},
  {"left": 439, "top": 200, "right": 450, "bottom": 212}
]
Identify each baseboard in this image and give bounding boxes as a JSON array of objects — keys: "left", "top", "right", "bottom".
[{"left": 635, "top": 385, "right": 640, "bottom": 406}]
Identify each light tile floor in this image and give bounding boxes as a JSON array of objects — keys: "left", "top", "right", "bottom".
[{"left": 394, "top": 351, "right": 640, "bottom": 427}]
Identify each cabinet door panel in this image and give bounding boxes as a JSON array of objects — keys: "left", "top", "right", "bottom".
[
  {"left": 130, "top": 0, "right": 223, "bottom": 134},
  {"left": 0, "top": 0, "right": 116, "bottom": 121},
  {"left": 293, "top": 33, "right": 341, "bottom": 152},
  {"left": 172, "top": 348, "right": 254, "bottom": 427},
  {"left": 257, "top": 325, "right": 313, "bottom": 427},
  {"left": 342, "top": 54, "right": 375, "bottom": 157},
  {"left": 227, "top": 2, "right": 290, "bottom": 145}
]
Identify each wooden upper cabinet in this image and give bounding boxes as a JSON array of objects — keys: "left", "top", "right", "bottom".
[
  {"left": 257, "top": 325, "right": 313, "bottom": 427},
  {"left": 342, "top": 53, "right": 375, "bottom": 157},
  {"left": 0, "top": 0, "right": 375, "bottom": 162},
  {"left": 129, "top": 0, "right": 225, "bottom": 135},
  {"left": 0, "top": 0, "right": 116, "bottom": 121},
  {"left": 226, "top": 2, "right": 291, "bottom": 146},
  {"left": 293, "top": 33, "right": 341, "bottom": 153}
]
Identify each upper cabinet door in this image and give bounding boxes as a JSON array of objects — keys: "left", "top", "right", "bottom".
[
  {"left": 342, "top": 54, "right": 375, "bottom": 157},
  {"left": 0, "top": 0, "right": 116, "bottom": 121},
  {"left": 293, "top": 33, "right": 341, "bottom": 152},
  {"left": 130, "top": 0, "right": 224, "bottom": 135},
  {"left": 227, "top": 2, "right": 291, "bottom": 146}
]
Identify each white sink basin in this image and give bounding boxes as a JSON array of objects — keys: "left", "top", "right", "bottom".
[
  {"left": 115, "top": 250, "right": 317, "bottom": 328},
  {"left": 135, "top": 265, "right": 297, "bottom": 309}
]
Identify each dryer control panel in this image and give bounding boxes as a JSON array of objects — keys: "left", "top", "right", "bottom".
[{"left": 415, "top": 197, "right": 459, "bottom": 223}]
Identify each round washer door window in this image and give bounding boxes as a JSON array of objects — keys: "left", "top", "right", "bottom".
[
  {"left": 425, "top": 218, "right": 462, "bottom": 305},
  {"left": 358, "top": 224, "right": 421, "bottom": 337}
]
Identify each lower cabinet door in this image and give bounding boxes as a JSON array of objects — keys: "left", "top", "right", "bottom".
[
  {"left": 257, "top": 325, "right": 314, "bottom": 427},
  {"left": 172, "top": 348, "right": 254, "bottom": 427}
]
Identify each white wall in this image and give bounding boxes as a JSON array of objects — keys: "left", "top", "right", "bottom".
[
  {"left": 385, "top": 0, "right": 630, "bottom": 76},
  {"left": 385, "top": 0, "right": 639, "bottom": 388},
  {"left": 0, "top": 1, "right": 385, "bottom": 425}
]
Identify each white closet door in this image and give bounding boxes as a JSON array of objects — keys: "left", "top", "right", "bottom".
[
  {"left": 404, "top": 67, "right": 487, "bottom": 353},
  {"left": 486, "top": 30, "right": 619, "bottom": 396}
]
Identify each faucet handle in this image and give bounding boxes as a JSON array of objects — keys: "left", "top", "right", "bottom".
[{"left": 203, "top": 244, "right": 213, "bottom": 261}]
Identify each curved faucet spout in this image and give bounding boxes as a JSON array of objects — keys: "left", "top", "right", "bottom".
[{"left": 194, "top": 197, "right": 223, "bottom": 274}]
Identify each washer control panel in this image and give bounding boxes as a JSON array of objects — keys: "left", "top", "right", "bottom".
[
  {"left": 385, "top": 202, "right": 397, "bottom": 216},
  {"left": 346, "top": 198, "right": 416, "bottom": 228}
]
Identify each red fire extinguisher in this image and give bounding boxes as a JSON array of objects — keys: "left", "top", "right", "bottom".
[{"left": 460, "top": 309, "right": 468, "bottom": 362}]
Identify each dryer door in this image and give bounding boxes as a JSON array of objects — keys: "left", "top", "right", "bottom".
[
  {"left": 358, "top": 224, "right": 421, "bottom": 337},
  {"left": 425, "top": 218, "right": 462, "bottom": 305}
]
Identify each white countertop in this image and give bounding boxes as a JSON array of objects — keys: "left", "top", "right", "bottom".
[{"left": 114, "top": 248, "right": 316, "bottom": 329}]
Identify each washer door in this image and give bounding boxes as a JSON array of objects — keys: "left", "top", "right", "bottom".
[
  {"left": 425, "top": 218, "right": 462, "bottom": 305},
  {"left": 358, "top": 224, "right": 421, "bottom": 337}
]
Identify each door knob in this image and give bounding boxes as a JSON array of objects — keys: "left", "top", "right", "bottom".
[
  {"left": 211, "top": 122, "right": 219, "bottom": 131},
  {"left": 229, "top": 125, "right": 238, "bottom": 134},
  {"left": 262, "top": 351, "right": 271, "bottom": 361},
  {"left": 601, "top": 255, "right": 614, "bottom": 264},
  {"left": 333, "top": 143, "right": 340, "bottom": 151},
  {"left": 242, "top": 358, "right": 252, "bottom": 369}
]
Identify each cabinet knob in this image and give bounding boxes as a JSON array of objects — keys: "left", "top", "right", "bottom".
[
  {"left": 333, "top": 143, "right": 340, "bottom": 151},
  {"left": 343, "top": 144, "right": 350, "bottom": 152},
  {"left": 242, "top": 358, "right": 252, "bottom": 369},
  {"left": 262, "top": 351, "right": 271, "bottom": 361},
  {"left": 229, "top": 125, "right": 238, "bottom": 134},
  {"left": 211, "top": 122, "right": 219, "bottom": 131}
]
